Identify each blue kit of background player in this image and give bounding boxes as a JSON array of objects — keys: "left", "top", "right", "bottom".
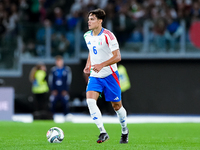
[{"left": 48, "top": 55, "right": 72, "bottom": 115}]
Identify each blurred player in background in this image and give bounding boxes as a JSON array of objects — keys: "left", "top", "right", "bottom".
[
  {"left": 29, "top": 63, "right": 49, "bottom": 112},
  {"left": 118, "top": 64, "right": 131, "bottom": 93},
  {"left": 48, "top": 55, "right": 72, "bottom": 116},
  {"left": 83, "top": 8, "right": 129, "bottom": 144}
]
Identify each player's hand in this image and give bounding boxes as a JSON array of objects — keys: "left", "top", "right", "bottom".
[
  {"left": 92, "top": 64, "right": 103, "bottom": 73},
  {"left": 52, "top": 90, "right": 58, "bottom": 96},
  {"left": 83, "top": 66, "right": 90, "bottom": 74},
  {"left": 61, "top": 90, "right": 68, "bottom": 96}
]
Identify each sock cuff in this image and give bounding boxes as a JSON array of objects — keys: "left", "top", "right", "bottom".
[
  {"left": 86, "top": 98, "right": 97, "bottom": 106},
  {"left": 115, "top": 106, "right": 124, "bottom": 113}
]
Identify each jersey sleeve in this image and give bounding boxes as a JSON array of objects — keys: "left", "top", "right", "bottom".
[
  {"left": 84, "top": 31, "right": 91, "bottom": 40},
  {"left": 105, "top": 30, "right": 119, "bottom": 52}
]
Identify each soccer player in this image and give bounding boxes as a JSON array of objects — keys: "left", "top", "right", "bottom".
[
  {"left": 48, "top": 55, "right": 72, "bottom": 116},
  {"left": 83, "top": 8, "right": 129, "bottom": 144}
]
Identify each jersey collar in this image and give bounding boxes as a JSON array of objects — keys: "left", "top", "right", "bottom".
[{"left": 91, "top": 28, "right": 104, "bottom": 36}]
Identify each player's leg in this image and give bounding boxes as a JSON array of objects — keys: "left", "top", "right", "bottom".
[
  {"left": 111, "top": 101, "right": 128, "bottom": 132},
  {"left": 49, "top": 94, "right": 59, "bottom": 114},
  {"left": 37, "top": 93, "right": 48, "bottom": 111},
  {"left": 86, "top": 91, "right": 109, "bottom": 143},
  {"left": 61, "top": 94, "right": 70, "bottom": 115},
  {"left": 111, "top": 101, "right": 129, "bottom": 143},
  {"left": 34, "top": 94, "right": 40, "bottom": 111},
  {"left": 104, "top": 72, "right": 129, "bottom": 143},
  {"left": 86, "top": 77, "right": 109, "bottom": 143}
]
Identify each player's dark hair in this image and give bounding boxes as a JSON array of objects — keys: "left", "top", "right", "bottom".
[
  {"left": 88, "top": 8, "right": 106, "bottom": 22},
  {"left": 55, "top": 55, "right": 63, "bottom": 60}
]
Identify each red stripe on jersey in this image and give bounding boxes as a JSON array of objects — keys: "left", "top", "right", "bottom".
[
  {"left": 103, "top": 29, "right": 115, "bottom": 40},
  {"left": 110, "top": 66, "right": 120, "bottom": 87},
  {"left": 105, "top": 35, "right": 109, "bottom": 46}
]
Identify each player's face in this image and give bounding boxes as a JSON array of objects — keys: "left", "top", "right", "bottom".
[
  {"left": 41, "top": 65, "right": 46, "bottom": 71},
  {"left": 56, "top": 59, "right": 63, "bottom": 68},
  {"left": 88, "top": 14, "right": 102, "bottom": 30}
]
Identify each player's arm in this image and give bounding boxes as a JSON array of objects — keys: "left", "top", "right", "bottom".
[
  {"left": 63, "top": 66, "right": 72, "bottom": 92},
  {"left": 48, "top": 68, "right": 54, "bottom": 90},
  {"left": 48, "top": 68, "right": 58, "bottom": 95},
  {"left": 92, "top": 49, "right": 121, "bottom": 73},
  {"left": 83, "top": 53, "right": 91, "bottom": 74}
]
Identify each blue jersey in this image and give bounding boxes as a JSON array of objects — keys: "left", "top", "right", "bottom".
[{"left": 48, "top": 66, "right": 72, "bottom": 92}]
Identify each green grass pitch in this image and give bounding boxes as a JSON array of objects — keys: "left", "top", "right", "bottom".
[{"left": 0, "top": 121, "right": 200, "bottom": 150}]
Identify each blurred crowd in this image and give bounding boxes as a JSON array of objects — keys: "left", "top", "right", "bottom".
[
  {"left": 75, "top": 0, "right": 200, "bottom": 51},
  {"left": 0, "top": 0, "right": 74, "bottom": 58},
  {"left": 0, "top": 0, "right": 200, "bottom": 58}
]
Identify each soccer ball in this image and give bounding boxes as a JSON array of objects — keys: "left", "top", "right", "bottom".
[{"left": 46, "top": 127, "right": 64, "bottom": 143}]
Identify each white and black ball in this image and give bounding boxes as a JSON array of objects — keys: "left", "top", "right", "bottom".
[{"left": 46, "top": 127, "right": 64, "bottom": 143}]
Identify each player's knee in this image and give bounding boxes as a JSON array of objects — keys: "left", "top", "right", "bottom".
[
  {"left": 63, "top": 94, "right": 70, "bottom": 101},
  {"left": 112, "top": 103, "right": 122, "bottom": 111},
  {"left": 86, "top": 98, "right": 96, "bottom": 107},
  {"left": 49, "top": 95, "right": 55, "bottom": 102}
]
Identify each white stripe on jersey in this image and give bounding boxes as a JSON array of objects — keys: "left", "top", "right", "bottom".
[{"left": 84, "top": 28, "right": 119, "bottom": 78}]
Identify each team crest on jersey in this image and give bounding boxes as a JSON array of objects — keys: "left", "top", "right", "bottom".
[{"left": 98, "top": 38, "right": 102, "bottom": 45}]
